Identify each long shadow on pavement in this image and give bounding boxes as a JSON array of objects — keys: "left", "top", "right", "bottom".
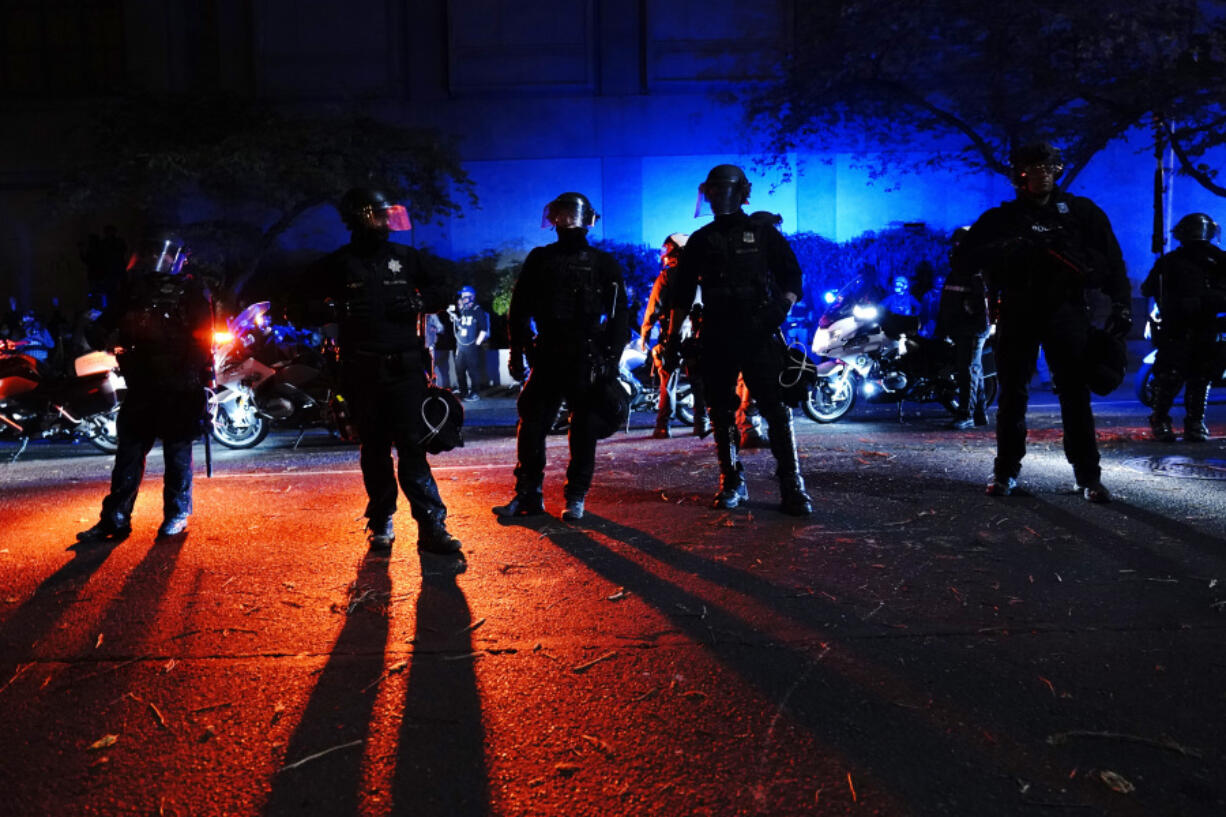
[
  {"left": 262, "top": 554, "right": 391, "bottom": 817},
  {"left": 390, "top": 552, "right": 490, "bottom": 817},
  {"left": 0, "top": 538, "right": 122, "bottom": 682},
  {"left": 542, "top": 514, "right": 1136, "bottom": 814}
]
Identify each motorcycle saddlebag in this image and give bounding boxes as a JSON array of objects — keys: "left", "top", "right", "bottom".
[{"left": 58, "top": 371, "right": 122, "bottom": 416}]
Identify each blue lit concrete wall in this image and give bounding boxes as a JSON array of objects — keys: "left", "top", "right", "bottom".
[{"left": 6, "top": 0, "right": 1226, "bottom": 311}]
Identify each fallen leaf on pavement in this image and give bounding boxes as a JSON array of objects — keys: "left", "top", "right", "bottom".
[
  {"left": 88, "top": 734, "right": 119, "bottom": 751},
  {"left": 1098, "top": 770, "right": 1135, "bottom": 794}
]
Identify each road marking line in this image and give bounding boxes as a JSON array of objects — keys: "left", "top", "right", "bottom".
[{"left": 205, "top": 462, "right": 519, "bottom": 479}]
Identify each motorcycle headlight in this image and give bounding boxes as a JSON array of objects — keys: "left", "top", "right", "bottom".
[{"left": 852, "top": 304, "right": 879, "bottom": 322}]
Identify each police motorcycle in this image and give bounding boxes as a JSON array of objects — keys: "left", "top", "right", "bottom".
[
  {"left": 1134, "top": 304, "right": 1226, "bottom": 405},
  {"left": 209, "top": 301, "right": 342, "bottom": 448},
  {"left": 621, "top": 341, "right": 696, "bottom": 425},
  {"left": 0, "top": 338, "right": 124, "bottom": 459},
  {"left": 803, "top": 276, "right": 996, "bottom": 423},
  {"left": 549, "top": 339, "right": 695, "bottom": 434}
]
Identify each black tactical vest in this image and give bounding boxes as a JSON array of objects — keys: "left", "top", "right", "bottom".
[
  {"left": 701, "top": 224, "right": 771, "bottom": 315},
  {"left": 545, "top": 249, "right": 606, "bottom": 333}
]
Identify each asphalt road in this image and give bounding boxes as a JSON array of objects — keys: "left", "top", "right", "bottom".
[{"left": 0, "top": 390, "right": 1224, "bottom": 816}]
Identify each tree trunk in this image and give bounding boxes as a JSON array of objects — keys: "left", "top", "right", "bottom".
[{"left": 230, "top": 199, "right": 327, "bottom": 299}]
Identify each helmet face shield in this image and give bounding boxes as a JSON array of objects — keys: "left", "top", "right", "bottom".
[
  {"left": 1018, "top": 162, "right": 1064, "bottom": 182},
  {"left": 1172, "top": 212, "right": 1220, "bottom": 244},
  {"left": 383, "top": 204, "right": 412, "bottom": 232},
  {"left": 696, "top": 164, "right": 750, "bottom": 217},
  {"left": 542, "top": 194, "right": 598, "bottom": 229},
  {"left": 697, "top": 183, "right": 745, "bottom": 217},
  {"left": 359, "top": 202, "right": 412, "bottom": 232},
  {"left": 339, "top": 188, "right": 411, "bottom": 232}
]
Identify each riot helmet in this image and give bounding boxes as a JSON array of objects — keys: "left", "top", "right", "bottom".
[
  {"left": 1009, "top": 142, "right": 1064, "bottom": 189},
  {"left": 338, "top": 187, "right": 412, "bottom": 233},
  {"left": 696, "top": 164, "right": 751, "bottom": 217},
  {"left": 661, "top": 232, "right": 689, "bottom": 268},
  {"left": 1172, "top": 212, "right": 1220, "bottom": 244},
  {"left": 542, "top": 192, "right": 599, "bottom": 230},
  {"left": 459, "top": 285, "right": 477, "bottom": 304}
]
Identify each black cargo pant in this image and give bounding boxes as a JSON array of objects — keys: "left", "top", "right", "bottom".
[
  {"left": 993, "top": 304, "right": 1100, "bottom": 485},
  {"left": 99, "top": 388, "right": 202, "bottom": 527},
  {"left": 343, "top": 351, "right": 448, "bottom": 534},
  {"left": 700, "top": 328, "right": 802, "bottom": 487},
  {"left": 512, "top": 354, "right": 599, "bottom": 501},
  {"left": 1151, "top": 328, "right": 1218, "bottom": 420}
]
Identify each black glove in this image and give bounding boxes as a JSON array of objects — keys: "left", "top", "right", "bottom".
[
  {"left": 508, "top": 348, "right": 527, "bottom": 382},
  {"left": 1104, "top": 303, "right": 1133, "bottom": 339},
  {"left": 753, "top": 295, "right": 791, "bottom": 335},
  {"left": 386, "top": 291, "right": 423, "bottom": 320}
]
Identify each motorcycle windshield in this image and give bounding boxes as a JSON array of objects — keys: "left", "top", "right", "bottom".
[
  {"left": 229, "top": 301, "right": 271, "bottom": 334},
  {"left": 819, "top": 275, "right": 883, "bottom": 327}
]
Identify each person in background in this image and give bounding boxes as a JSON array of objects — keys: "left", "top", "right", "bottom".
[
  {"left": 450, "top": 285, "right": 490, "bottom": 402},
  {"left": 941, "top": 226, "right": 992, "bottom": 430},
  {"left": 1140, "top": 212, "right": 1226, "bottom": 442},
  {"left": 917, "top": 261, "right": 945, "bottom": 338},
  {"left": 641, "top": 233, "right": 688, "bottom": 438}
]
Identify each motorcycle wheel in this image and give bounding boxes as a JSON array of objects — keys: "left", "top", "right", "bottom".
[
  {"left": 803, "top": 374, "right": 858, "bottom": 423},
  {"left": 675, "top": 386, "right": 695, "bottom": 426},
  {"left": 85, "top": 405, "right": 121, "bottom": 454},
  {"left": 1135, "top": 363, "right": 1155, "bottom": 407},
  {"left": 212, "top": 407, "right": 270, "bottom": 449}
]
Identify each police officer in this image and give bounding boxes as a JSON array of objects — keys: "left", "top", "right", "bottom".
[
  {"left": 77, "top": 233, "right": 211, "bottom": 541},
  {"left": 942, "top": 226, "right": 992, "bottom": 429},
  {"left": 641, "top": 233, "right": 686, "bottom": 438},
  {"left": 1140, "top": 212, "right": 1226, "bottom": 442},
  {"left": 959, "top": 142, "right": 1131, "bottom": 502},
  {"left": 495, "top": 192, "right": 629, "bottom": 521},
  {"left": 664, "top": 165, "right": 813, "bottom": 516},
  {"left": 449, "top": 285, "right": 489, "bottom": 401},
  {"left": 301, "top": 188, "right": 461, "bottom": 554}
]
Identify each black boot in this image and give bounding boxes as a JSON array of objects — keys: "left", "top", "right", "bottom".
[
  {"left": 711, "top": 421, "right": 748, "bottom": 509},
  {"left": 764, "top": 406, "right": 813, "bottom": 516},
  {"left": 562, "top": 493, "right": 586, "bottom": 521},
  {"left": 492, "top": 490, "right": 546, "bottom": 515},
  {"left": 1148, "top": 413, "right": 1177, "bottom": 442},
  {"left": 366, "top": 517, "right": 395, "bottom": 550},
  {"left": 1148, "top": 375, "right": 1178, "bottom": 442},
  {"left": 77, "top": 516, "right": 131, "bottom": 542},
  {"left": 1184, "top": 381, "right": 1211, "bottom": 442},
  {"left": 418, "top": 523, "right": 462, "bottom": 554}
]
